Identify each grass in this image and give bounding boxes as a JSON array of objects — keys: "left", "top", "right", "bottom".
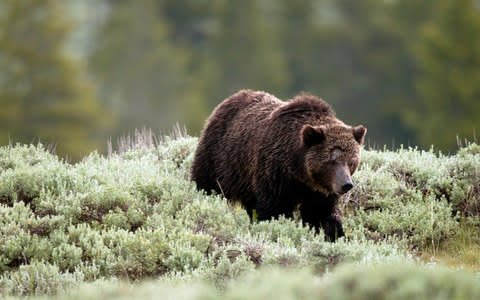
[
  {"left": 0, "top": 130, "right": 479, "bottom": 298},
  {"left": 418, "top": 219, "right": 480, "bottom": 270}
]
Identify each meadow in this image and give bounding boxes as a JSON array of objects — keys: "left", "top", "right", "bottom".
[{"left": 0, "top": 129, "right": 479, "bottom": 299}]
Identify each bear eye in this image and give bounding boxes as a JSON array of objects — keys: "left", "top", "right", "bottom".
[{"left": 330, "top": 148, "right": 343, "bottom": 161}]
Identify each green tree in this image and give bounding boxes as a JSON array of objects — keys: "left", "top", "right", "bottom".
[
  {"left": 0, "top": 0, "right": 112, "bottom": 160},
  {"left": 90, "top": 0, "right": 207, "bottom": 135},
  {"left": 207, "top": 0, "right": 289, "bottom": 103},
  {"left": 160, "top": 0, "right": 221, "bottom": 132},
  {"left": 307, "top": 0, "right": 417, "bottom": 147},
  {"left": 277, "top": 0, "right": 317, "bottom": 94},
  {"left": 86, "top": 0, "right": 480, "bottom": 151},
  {"left": 407, "top": 0, "right": 480, "bottom": 150}
]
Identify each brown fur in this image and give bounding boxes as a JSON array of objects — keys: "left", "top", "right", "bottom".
[{"left": 191, "top": 90, "right": 366, "bottom": 241}]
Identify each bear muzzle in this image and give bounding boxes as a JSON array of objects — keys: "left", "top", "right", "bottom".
[{"left": 333, "top": 164, "right": 354, "bottom": 195}]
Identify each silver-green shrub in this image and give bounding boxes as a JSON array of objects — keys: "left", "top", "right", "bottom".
[
  {"left": 5, "top": 262, "right": 480, "bottom": 300},
  {"left": 0, "top": 135, "right": 478, "bottom": 296},
  {"left": 343, "top": 145, "right": 480, "bottom": 248}
]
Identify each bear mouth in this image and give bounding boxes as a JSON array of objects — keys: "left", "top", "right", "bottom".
[
  {"left": 312, "top": 184, "right": 350, "bottom": 197},
  {"left": 311, "top": 185, "right": 331, "bottom": 195}
]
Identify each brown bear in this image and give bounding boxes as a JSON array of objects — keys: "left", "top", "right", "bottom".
[{"left": 191, "top": 90, "right": 366, "bottom": 241}]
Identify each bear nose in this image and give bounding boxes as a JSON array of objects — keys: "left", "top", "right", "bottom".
[{"left": 342, "top": 183, "right": 353, "bottom": 193}]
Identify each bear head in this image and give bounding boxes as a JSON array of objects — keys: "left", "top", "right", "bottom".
[{"left": 300, "top": 123, "right": 367, "bottom": 196}]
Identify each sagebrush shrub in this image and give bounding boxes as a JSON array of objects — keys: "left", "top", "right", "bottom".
[
  {"left": 343, "top": 145, "right": 480, "bottom": 248},
  {"left": 5, "top": 262, "right": 480, "bottom": 300},
  {"left": 0, "top": 134, "right": 478, "bottom": 297}
]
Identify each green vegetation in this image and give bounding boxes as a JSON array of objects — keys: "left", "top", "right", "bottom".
[
  {"left": 0, "top": 0, "right": 111, "bottom": 160},
  {"left": 88, "top": 0, "right": 480, "bottom": 151},
  {"left": 0, "top": 133, "right": 479, "bottom": 298},
  {"left": 344, "top": 144, "right": 480, "bottom": 249},
  {"left": 419, "top": 219, "right": 480, "bottom": 270},
  {"left": 408, "top": 0, "right": 480, "bottom": 150},
  {"left": 2, "top": 0, "right": 480, "bottom": 158},
  {"left": 4, "top": 264, "right": 480, "bottom": 300}
]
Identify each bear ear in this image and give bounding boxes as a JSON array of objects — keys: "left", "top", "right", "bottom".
[
  {"left": 301, "top": 125, "right": 326, "bottom": 147},
  {"left": 352, "top": 125, "right": 367, "bottom": 145}
]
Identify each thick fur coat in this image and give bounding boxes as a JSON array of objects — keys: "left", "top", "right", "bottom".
[{"left": 191, "top": 90, "right": 366, "bottom": 241}]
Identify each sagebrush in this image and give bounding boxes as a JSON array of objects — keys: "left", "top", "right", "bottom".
[{"left": 0, "top": 133, "right": 479, "bottom": 297}]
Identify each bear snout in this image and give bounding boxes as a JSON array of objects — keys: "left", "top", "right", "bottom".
[
  {"left": 341, "top": 182, "right": 353, "bottom": 193},
  {"left": 333, "top": 164, "right": 353, "bottom": 195}
]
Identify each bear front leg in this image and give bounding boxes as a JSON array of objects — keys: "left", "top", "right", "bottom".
[
  {"left": 320, "top": 213, "right": 344, "bottom": 242},
  {"left": 300, "top": 198, "right": 344, "bottom": 242},
  {"left": 299, "top": 200, "right": 321, "bottom": 233}
]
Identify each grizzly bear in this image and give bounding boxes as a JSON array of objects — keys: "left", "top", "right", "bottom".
[{"left": 191, "top": 90, "right": 366, "bottom": 241}]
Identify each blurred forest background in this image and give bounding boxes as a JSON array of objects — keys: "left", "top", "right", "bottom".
[{"left": 0, "top": 0, "right": 479, "bottom": 160}]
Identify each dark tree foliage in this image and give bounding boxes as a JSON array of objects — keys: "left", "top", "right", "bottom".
[
  {"left": 407, "top": 0, "right": 480, "bottom": 151},
  {"left": 0, "top": 0, "right": 112, "bottom": 160},
  {"left": 2, "top": 0, "right": 479, "bottom": 156}
]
